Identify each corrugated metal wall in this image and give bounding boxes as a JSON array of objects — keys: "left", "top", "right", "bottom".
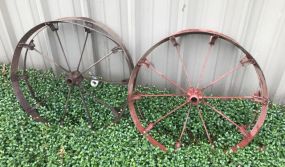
[{"left": 0, "top": 0, "right": 285, "bottom": 104}]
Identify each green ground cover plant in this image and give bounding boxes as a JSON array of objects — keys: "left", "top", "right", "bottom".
[{"left": 0, "top": 64, "right": 284, "bottom": 166}]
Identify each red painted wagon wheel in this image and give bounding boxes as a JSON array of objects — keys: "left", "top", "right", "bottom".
[
  {"left": 128, "top": 29, "right": 268, "bottom": 152},
  {"left": 11, "top": 17, "right": 133, "bottom": 128}
]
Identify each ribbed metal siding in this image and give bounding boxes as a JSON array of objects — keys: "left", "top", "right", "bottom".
[{"left": 0, "top": 0, "right": 285, "bottom": 104}]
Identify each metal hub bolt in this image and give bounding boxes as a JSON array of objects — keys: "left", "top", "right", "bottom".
[{"left": 65, "top": 71, "right": 84, "bottom": 86}]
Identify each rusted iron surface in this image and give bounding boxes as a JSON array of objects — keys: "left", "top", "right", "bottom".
[
  {"left": 11, "top": 17, "right": 134, "bottom": 125},
  {"left": 128, "top": 29, "right": 268, "bottom": 152}
]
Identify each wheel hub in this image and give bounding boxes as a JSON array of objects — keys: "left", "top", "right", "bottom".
[
  {"left": 187, "top": 88, "right": 203, "bottom": 105},
  {"left": 65, "top": 71, "right": 84, "bottom": 86}
]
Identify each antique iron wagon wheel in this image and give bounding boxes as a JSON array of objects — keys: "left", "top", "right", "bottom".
[
  {"left": 11, "top": 17, "right": 133, "bottom": 128},
  {"left": 128, "top": 29, "right": 268, "bottom": 152}
]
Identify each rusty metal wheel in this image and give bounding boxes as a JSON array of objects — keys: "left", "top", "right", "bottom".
[
  {"left": 128, "top": 29, "right": 268, "bottom": 152},
  {"left": 11, "top": 17, "right": 133, "bottom": 128}
]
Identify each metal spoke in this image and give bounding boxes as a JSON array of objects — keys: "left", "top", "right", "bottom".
[
  {"left": 136, "top": 104, "right": 145, "bottom": 120},
  {"left": 54, "top": 31, "right": 71, "bottom": 71},
  {"left": 176, "top": 104, "right": 192, "bottom": 150},
  {"left": 24, "top": 76, "right": 36, "bottom": 99},
  {"left": 81, "top": 51, "right": 114, "bottom": 74},
  {"left": 203, "top": 101, "right": 248, "bottom": 136},
  {"left": 203, "top": 95, "right": 253, "bottom": 100},
  {"left": 202, "top": 63, "right": 243, "bottom": 90},
  {"left": 140, "top": 93, "right": 186, "bottom": 97},
  {"left": 96, "top": 78, "right": 129, "bottom": 85},
  {"left": 23, "top": 48, "right": 37, "bottom": 99},
  {"left": 144, "top": 101, "right": 189, "bottom": 133},
  {"left": 196, "top": 105, "right": 212, "bottom": 144},
  {"left": 81, "top": 84, "right": 120, "bottom": 119},
  {"left": 78, "top": 87, "right": 93, "bottom": 128},
  {"left": 196, "top": 44, "right": 213, "bottom": 88},
  {"left": 132, "top": 92, "right": 187, "bottom": 100},
  {"left": 93, "top": 96, "right": 120, "bottom": 119},
  {"left": 60, "top": 86, "right": 73, "bottom": 125},
  {"left": 33, "top": 48, "right": 69, "bottom": 72},
  {"left": 145, "top": 62, "right": 187, "bottom": 93},
  {"left": 170, "top": 37, "right": 192, "bottom": 86},
  {"left": 76, "top": 32, "right": 90, "bottom": 71}
]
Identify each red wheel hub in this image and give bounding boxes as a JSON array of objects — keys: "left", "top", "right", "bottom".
[{"left": 187, "top": 88, "right": 203, "bottom": 105}]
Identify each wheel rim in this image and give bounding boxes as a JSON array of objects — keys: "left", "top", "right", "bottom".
[
  {"left": 11, "top": 17, "right": 134, "bottom": 127},
  {"left": 128, "top": 29, "right": 268, "bottom": 152}
]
